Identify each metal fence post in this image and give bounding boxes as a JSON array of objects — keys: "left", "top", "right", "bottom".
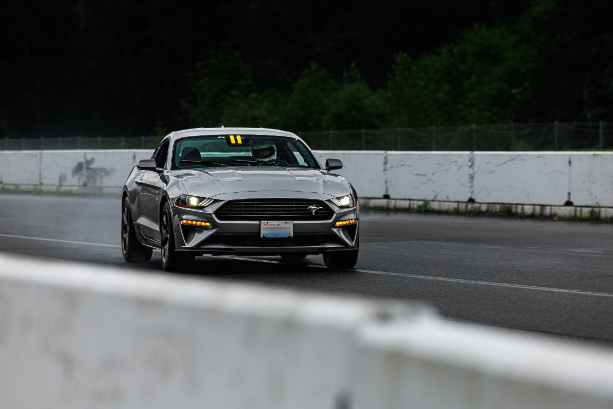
[
  {"left": 472, "top": 124, "right": 476, "bottom": 151},
  {"left": 511, "top": 121, "right": 515, "bottom": 151},
  {"left": 555, "top": 121, "right": 559, "bottom": 151},
  {"left": 599, "top": 120, "right": 603, "bottom": 150},
  {"left": 432, "top": 126, "right": 436, "bottom": 151}
]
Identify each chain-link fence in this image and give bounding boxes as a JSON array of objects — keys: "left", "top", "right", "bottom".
[
  {"left": 297, "top": 122, "right": 613, "bottom": 151},
  {"left": 0, "top": 135, "right": 160, "bottom": 151},
  {"left": 3, "top": 122, "right": 613, "bottom": 151}
]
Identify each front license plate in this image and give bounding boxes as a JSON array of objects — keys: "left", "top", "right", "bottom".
[{"left": 261, "top": 221, "right": 293, "bottom": 238}]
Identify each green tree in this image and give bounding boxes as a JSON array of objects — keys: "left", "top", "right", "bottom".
[
  {"left": 385, "top": 53, "right": 441, "bottom": 127},
  {"left": 278, "top": 64, "right": 337, "bottom": 131},
  {"left": 323, "top": 64, "right": 385, "bottom": 130},
  {"left": 220, "top": 88, "right": 284, "bottom": 128},
  {"left": 182, "top": 50, "right": 251, "bottom": 128},
  {"left": 412, "top": 23, "right": 535, "bottom": 126}
]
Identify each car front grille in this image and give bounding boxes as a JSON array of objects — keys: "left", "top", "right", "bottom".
[
  {"left": 215, "top": 199, "right": 334, "bottom": 221},
  {"left": 202, "top": 234, "right": 342, "bottom": 247}
]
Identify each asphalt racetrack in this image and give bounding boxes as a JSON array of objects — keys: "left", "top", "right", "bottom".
[{"left": 1, "top": 193, "right": 612, "bottom": 346}]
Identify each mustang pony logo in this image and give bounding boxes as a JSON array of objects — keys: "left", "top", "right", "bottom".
[{"left": 307, "top": 205, "right": 322, "bottom": 215}]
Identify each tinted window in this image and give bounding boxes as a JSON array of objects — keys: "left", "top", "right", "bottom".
[
  {"left": 154, "top": 140, "right": 169, "bottom": 168},
  {"left": 171, "top": 135, "right": 319, "bottom": 169}
]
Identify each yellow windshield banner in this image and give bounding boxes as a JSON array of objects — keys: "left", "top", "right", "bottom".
[{"left": 229, "top": 135, "right": 242, "bottom": 144}]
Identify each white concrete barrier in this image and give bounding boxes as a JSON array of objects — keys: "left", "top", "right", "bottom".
[
  {"left": 314, "top": 151, "right": 387, "bottom": 198},
  {"left": 40, "top": 150, "right": 153, "bottom": 191},
  {"left": 348, "top": 318, "right": 613, "bottom": 409},
  {"left": 0, "top": 150, "right": 42, "bottom": 187},
  {"left": 1, "top": 150, "right": 152, "bottom": 194},
  {"left": 472, "top": 152, "right": 571, "bottom": 205},
  {"left": 316, "top": 151, "right": 613, "bottom": 210},
  {"left": 2, "top": 253, "right": 613, "bottom": 409},
  {"left": 570, "top": 153, "right": 613, "bottom": 207},
  {"left": 2, "top": 149, "right": 613, "bottom": 211},
  {"left": 386, "top": 152, "right": 472, "bottom": 202}
]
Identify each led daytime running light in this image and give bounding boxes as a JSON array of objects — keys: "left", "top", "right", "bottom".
[
  {"left": 181, "top": 220, "right": 211, "bottom": 227},
  {"left": 335, "top": 219, "right": 356, "bottom": 226}
]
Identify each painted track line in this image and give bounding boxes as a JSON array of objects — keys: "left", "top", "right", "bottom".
[
  {"left": 0, "top": 240, "right": 609, "bottom": 298},
  {"left": 0, "top": 233, "right": 121, "bottom": 248},
  {"left": 353, "top": 268, "right": 613, "bottom": 298},
  {"left": 225, "top": 256, "right": 613, "bottom": 298}
]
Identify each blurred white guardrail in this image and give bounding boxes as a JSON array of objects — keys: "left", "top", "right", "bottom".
[
  {"left": 1, "top": 253, "right": 613, "bottom": 409},
  {"left": 1, "top": 150, "right": 612, "bottom": 217}
]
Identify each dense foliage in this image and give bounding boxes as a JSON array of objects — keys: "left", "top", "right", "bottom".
[{"left": 2, "top": 0, "right": 612, "bottom": 137}]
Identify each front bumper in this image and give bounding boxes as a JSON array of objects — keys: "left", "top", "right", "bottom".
[{"left": 170, "top": 192, "right": 359, "bottom": 256}]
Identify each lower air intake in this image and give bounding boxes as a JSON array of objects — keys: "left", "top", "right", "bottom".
[{"left": 203, "top": 234, "right": 342, "bottom": 247}]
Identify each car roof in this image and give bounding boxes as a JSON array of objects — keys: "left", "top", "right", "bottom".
[{"left": 169, "top": 127, "right": 299, "bottom": 142}]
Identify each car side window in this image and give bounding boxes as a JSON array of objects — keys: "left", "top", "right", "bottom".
[{"left": 154, "top": 141, "right": 169, "bottom": 169}]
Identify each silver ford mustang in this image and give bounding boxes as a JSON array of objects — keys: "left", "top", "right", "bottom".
[{"left": 121, "top": 127, "right": 359, "bottom": 271}]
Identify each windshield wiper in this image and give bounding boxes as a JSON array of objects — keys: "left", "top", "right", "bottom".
[
  {"left": 260, "top": 161, "right": 289, "bottom": 166},
  {"left": 230, "top": 158, "right": 292, "bottom": 166},
  {"left": 230, "top": 158, "right": 258, "bottom": 165},
  {"left": 180, "top": 160, "right": 227, "bottom": 166}
]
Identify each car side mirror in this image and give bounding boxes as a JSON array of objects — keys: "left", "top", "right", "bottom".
[
  {"left": 138, "top": 159, "right": 158, "bottom": 170},
  {"left": 325, "top": 158, "right": 343, "bottom": 170}
]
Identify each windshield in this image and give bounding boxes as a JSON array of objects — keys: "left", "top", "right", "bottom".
[{"left": 171, "top": 135, "right": 320, "bottom": 169}]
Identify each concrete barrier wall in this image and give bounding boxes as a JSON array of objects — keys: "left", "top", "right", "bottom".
[
  {"left": 386, "top": 152, "right": 472, "bottom": 202},
  {"left": 0, "top": 151, "right": 42, "bottom": 186},
  {"left": 2, "top": 253, "right": 613, "bottom": 409},
  {"left": 472, "top": 152, "right": 571, "bottom": 205},
  {"left": 315, "top": 151, "right": 613, "bottom": 207},
  {"left": 1, "top": 150, "right": 612, "bottom": 208},
  {"left": 0, "top": 150, "right": 152, "bottom": 193},
  {"left": 314, "top": 151, "right": 387, "bottom": 198},
  {"left": 570, "top": 153, "right": 613, "bottom": 207}
]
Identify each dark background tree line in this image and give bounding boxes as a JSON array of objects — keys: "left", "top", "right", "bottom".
[{"left": 2, "top": 0, "right": 612, "bottom": 138}]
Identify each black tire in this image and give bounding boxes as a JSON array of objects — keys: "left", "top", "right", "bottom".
[
  {"left": 323, "top": 250, "right": 358, "bottom": 269},
  {"left": 281, "top": 253, "right": 308, "bottom": 260},
  {"left": 323, "top": 234, "right": 359, "bottom": 269},
  {"left": 160, "top": 202, "right": 195, "bottom": 271},
  {"left": 122, "top": 196, "right": 153, "bottom": 262}
]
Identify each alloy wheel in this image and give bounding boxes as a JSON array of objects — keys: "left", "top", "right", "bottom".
[
  {"left": 121, "top": 203, "right": 130, "bottom": 256},
  {"left": 161, "top": 210, "right": 170, "bottom": 263}
]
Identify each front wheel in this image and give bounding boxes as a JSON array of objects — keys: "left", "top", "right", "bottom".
[
  {"left": 323, "top": 249, "right": 359, "bottom": 269},
  {"left": 121, "top": 197, "right": 153, "bottom": 263},
  {"left": 160, "top": 202, "right": 195, "bottom": 271}
]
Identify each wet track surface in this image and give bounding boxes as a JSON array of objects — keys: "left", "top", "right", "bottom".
[{"left": 1, "top": 193, "right": 613, "bottom": 346}]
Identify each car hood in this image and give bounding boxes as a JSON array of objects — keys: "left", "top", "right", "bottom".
[{"left": 171, "top": 168, "right": 351, "bottom": 198}]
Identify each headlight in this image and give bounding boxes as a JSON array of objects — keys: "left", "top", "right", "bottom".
[
  {"left": 175, "top": 195, "right": 214, "bottom": 208},
  {"left": 331, "top": 194, "right": 356, "bottom": 207}
]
